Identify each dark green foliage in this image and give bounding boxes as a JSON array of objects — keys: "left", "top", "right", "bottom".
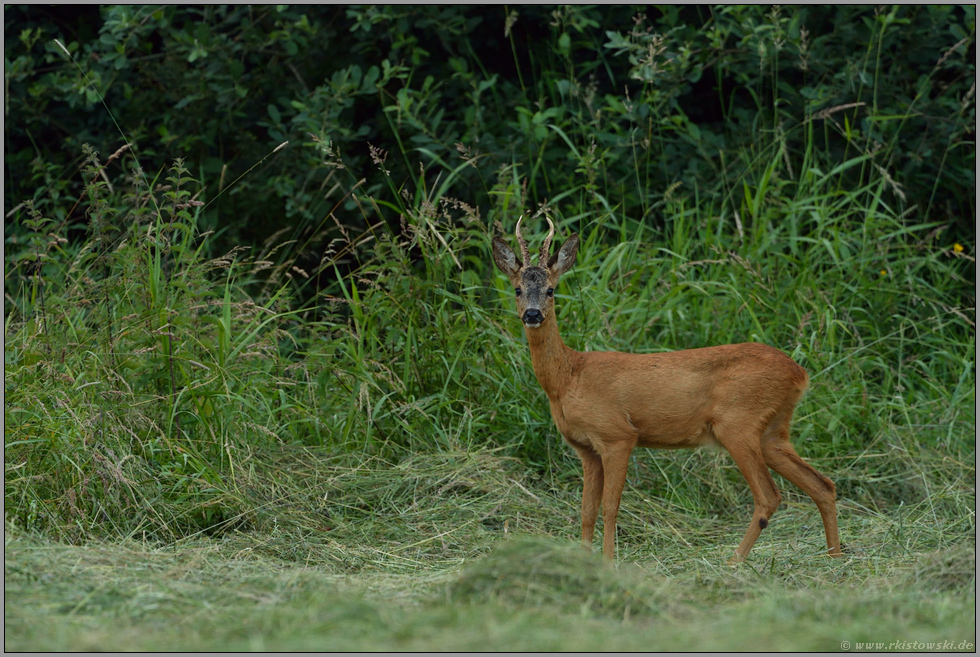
[{"left": 5, "top": 6, "right": 975, "bottom": 255}]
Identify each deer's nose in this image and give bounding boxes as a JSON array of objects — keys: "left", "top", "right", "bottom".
[{"left": 522, "top": 308, "right": 544, "bottom": 326}]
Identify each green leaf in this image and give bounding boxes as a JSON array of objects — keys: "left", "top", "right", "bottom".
[{"left": 558, "top": 32, "right": 571, "bottom": 55}]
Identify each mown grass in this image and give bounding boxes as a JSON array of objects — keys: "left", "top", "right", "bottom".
[{"left": 5, "top": 520, "right": 975, "bottom": 652}]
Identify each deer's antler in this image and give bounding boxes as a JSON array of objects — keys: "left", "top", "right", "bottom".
[
  {"left": 539, "top": 215, "right": 555, "bottom": 265},
  {"left": 514, "top": 215, "right": 531, "bottom": 267}
]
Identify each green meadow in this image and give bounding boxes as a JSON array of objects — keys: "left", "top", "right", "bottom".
[{"left": 5, "top": 6, "right": 974, "bottom": 651}]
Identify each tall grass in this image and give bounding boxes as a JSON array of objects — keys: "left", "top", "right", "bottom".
[{"left": 5, "top": 136, "right": 973, "bottom": 549}]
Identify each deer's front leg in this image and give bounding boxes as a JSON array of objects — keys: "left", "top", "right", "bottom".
[
  {"left": 599, "top": 441, "right": 635, "bottom": 560},
  {"left": 574, "top": 446, "right": 603, "bottom": 548}
]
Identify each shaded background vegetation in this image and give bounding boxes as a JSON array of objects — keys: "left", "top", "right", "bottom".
[{"left": 6, "top": 6, "right": 975, "bottom": 260}]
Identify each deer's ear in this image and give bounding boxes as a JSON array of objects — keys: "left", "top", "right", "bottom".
[
  {"left": 549, "top": 234, "right": 578, "bottom": 276},
  {"left": 492, "top": 236, "right": 522, "bottom": 278}
]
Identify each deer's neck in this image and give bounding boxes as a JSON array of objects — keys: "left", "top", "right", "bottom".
[{"left": 524, "top": 313, "right": 575, "bottom": 401}]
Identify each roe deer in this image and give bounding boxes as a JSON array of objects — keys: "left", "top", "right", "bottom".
[{"left": 491, "top": 216, "right": 842, "bottom": 561}]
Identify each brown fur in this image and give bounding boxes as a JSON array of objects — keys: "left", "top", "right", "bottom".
[{"left": 492, "top": 222, "right": 842, "bottom": 562}]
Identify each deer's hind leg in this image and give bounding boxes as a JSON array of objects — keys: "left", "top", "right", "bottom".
[
  {"left": 715, "top": 423, "right": 783, "bottom": 561},
  {"left": 761, "top": 426, "right": 842, "bottom": 557}
]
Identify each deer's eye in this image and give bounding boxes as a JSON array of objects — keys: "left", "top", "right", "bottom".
[
  {"left": 515, "top": 287, "right": 522, "bottom": 297},
  {"left": 546, "top": 288, "right": 554, "bottom": 297}
]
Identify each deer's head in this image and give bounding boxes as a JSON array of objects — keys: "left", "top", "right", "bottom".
[{"left": 492, "top": 216, "right": 579, "bottom": 329}]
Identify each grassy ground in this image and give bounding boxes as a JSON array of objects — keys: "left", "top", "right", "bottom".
[{"left": 5, "top": 473, "right": 975, "bottom": 652}]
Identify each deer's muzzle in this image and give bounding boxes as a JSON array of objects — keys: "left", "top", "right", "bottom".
[{"left": 522, "top": 308, "right": 544, "bottom": 327}]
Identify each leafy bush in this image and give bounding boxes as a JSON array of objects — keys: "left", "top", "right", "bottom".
[{"left": 6, "top": 7, "right": 975, "bottom": 254}]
